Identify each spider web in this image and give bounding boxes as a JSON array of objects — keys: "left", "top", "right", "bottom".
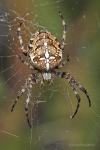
[{"left": 0, "top": 0, "right": 100, "bottom": 150}]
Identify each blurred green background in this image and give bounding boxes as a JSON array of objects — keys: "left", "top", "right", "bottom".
[{"left": 0, "top": 0, "right": 100, "bottom": 150}]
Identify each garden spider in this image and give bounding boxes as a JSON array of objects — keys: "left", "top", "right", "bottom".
[{"left": 11, "top": 12, "right": 91, "bottom": 128}]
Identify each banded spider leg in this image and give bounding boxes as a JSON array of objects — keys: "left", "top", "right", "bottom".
[
  {"left": 56, "top": 72, "right": 91, "bottom": 118},
  {"left": 11, "top": 74, "right": 37, "bottom": 128}
]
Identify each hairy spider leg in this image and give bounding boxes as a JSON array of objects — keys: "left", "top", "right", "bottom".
[
  {"left": 74, "top": 81, "right": 91, "bottom": 107},
  {"left": 24, "top": 74, "right": 37, "bottom": 128},
  {"left": 67, "top": 76, "right": 81, "bottom": 118},
  {"left": 59, "top": 11, "right": 67, "bottom": 50},
  {"left": 55, "top": 72, "right": 91, "bottom": 118},
  {"left": 17, "top": 54, "right": 33, "bottom": 69},
  {"left": 17, "top": 22, "right": 28, "bottom": 54},
  {"left": 11, "top": 74, "right": 36, "bottom": 127},
  {"left": 11, "top": 84, "right": 26, "bottom": 112},
  {"left": 58, "top": 12, "right": 69, "bottom": 65},
  {"left": 25, "top": 75, "right": 33, "bottom": 128}
]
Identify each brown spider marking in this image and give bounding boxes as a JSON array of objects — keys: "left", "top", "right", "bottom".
[{"left": 29, "top": 31, "right": 62, "bottom": 71}]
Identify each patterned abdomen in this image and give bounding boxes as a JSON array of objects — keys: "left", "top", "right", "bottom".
[{"left": 29, "top": 31, "right": 62, "bottom": 71}]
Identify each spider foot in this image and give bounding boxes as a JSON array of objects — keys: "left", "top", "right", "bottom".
[{"left": 69, "top": 85, "right": 81, "bottom": 119}]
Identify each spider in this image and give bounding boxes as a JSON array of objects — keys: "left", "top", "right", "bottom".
[{"left": 11, "top": 12, "right": 91, "bottom": 128}]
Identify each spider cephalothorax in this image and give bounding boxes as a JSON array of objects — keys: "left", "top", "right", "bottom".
[{"left": 10, "top": 12, "right": 91, "bottom": 128}]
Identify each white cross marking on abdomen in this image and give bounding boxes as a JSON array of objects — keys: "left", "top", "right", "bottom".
[{"left": 44, "top": 42, "right": 50, "bottom": 71}]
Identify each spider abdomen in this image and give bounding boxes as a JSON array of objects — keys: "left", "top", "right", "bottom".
[{"left": 29, "top": 31, "right": 62, "bottom": 71}]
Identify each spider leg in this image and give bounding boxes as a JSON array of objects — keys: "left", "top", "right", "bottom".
[
  {"left": 11, "top": 86, "right": 26, "bottom": 112},
  {"left": 25, "top": 84, "right": 32, "bottom": 128},
  {"left": 59, "top": 11, "right": 67, "bottom": 50},
  {"left": 24, "top": 74, "right": 37, "bottom": 128},
  {"left": 17, "top": 54, "right": 33, "bottom": 69},
  {"left": 68, "top": 80, "right": 81, "bottom": 119},
  {"left": 11, "top": 75, "right": 34, "bottom": 111},
  {"left": 56, "top": 55, "right": 69, "bottom": 69},
  {"left": 11, "top": 60, "right": 31, "bottom": 112},
  {"left": 25, "top": 103, "right": 31, "bottom": 127},
  {"left": 55, "top": 72, "right": 91, "bottom": 118},
  {"left": 74, "top": 81, "right": 91, "bottom": 107},
  {"left": 11, "top": 74, "right": 37, "bottom": 128},
  {"left": 11, "top": 75, "right": 34, "bottom": 112},
  {"left": 17, "top": 22, "right": 28, "bottom": 55}
]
